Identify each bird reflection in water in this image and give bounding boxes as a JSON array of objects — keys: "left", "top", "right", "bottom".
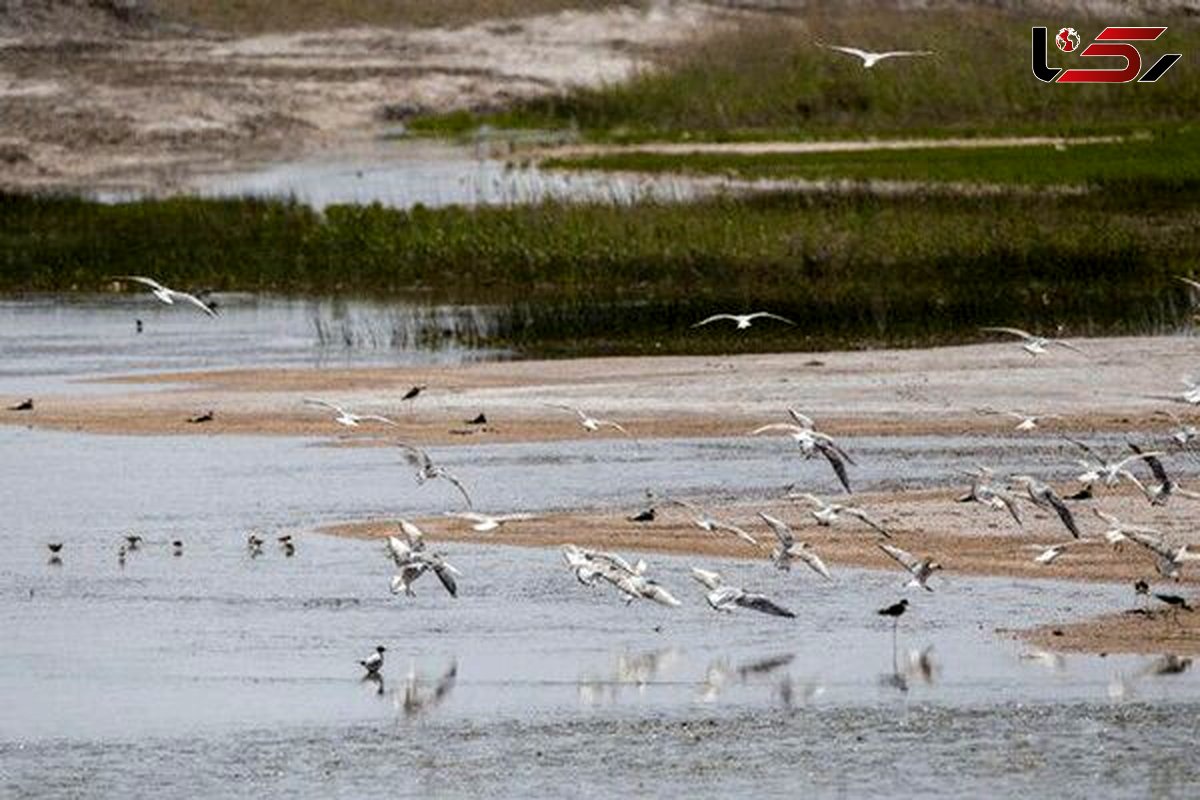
[
  {"left": 578, "top": 648, "right": 680, "bottom": 705},
  {"left": 393, "top": 660, "right": 458, "bottom": 717}
]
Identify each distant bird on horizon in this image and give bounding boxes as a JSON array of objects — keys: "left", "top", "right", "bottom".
[
  {"left": 692, "top": 312, "right": 795, "bottom": 330},
  {"left": 402, "top": 385, "right": 427, "bottom": 402},
  {"left": 109, "top": 276, "right": 217, "bottom": 317},
  {"left": 7, "top": 398, "right": 33, "bottom": 411},
  {"left": 124, "top": 534, "right": 142, "bottom": 551},
  {"left": 303, "top": 398, "right": 397, "bottom": 428},
  {"left": 980, "top": 327, "right": 1085, "bottom": 358},
  {"left": 466, "top": 412, "right": 488, "bottom": 425},
  {"left": 822, "top": 44, "right": 933, "bottom": 68},
  {"left": 172, "top": 540, "right": 184, "bottom": 556},
  {"left": 187, "top": 410, "right": 214, "bottom": 424}
]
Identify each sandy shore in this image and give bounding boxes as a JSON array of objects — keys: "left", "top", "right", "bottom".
[
  {"left": 0, "top": 2, "right": 727, "bottom": 193},
  {"left": 322, "top": 485, "right": 1200, "bottom": 655},
  {"left": 4, "top": 336, "right": 1197, "bottom": 440}
]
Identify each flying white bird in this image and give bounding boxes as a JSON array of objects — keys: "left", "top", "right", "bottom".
[
  {"left": 395, "top": 443, "right": 473, "bottom": 509},
  {"left": 561, "top": 545, "right": 677, "bottom": 606},
  {"left": 386, "top": 522, "right": 460, "bottom": 597},
  {"left": 444, "top": 511, "right": 537, "bottom": 532},
  {"left": 758, "top": 512, "right": 833, "bottom": 580},
  {"left": 753, "top": 409, "right": 855, "bottom": 492},
  {"left": 1008, "top": 475, "right": 1081, "bottom": 539},
  {"left": 821, "top": 44, "right": 934, "bottom": 68},
  {"left": 1066, "top": 438, "right": 1164, "bottom": 492},
  {"left": 1026, "top": 538, "right": 1101, "bottom": 565},
  {"left": 789, "top": 492, "right": 890, "bottom": 537},
  {"left": 303, "top": 398, "right": 397, "bottom": 428},
  {"left": 1124, "top": 530, "right": 1200, "bottom": 580},
  {"left": 1125, "top": 442, "right": 1200, "bottom": 506},
  {"left": 548, "top": 404, "right": 631, "bottom": 436},
  {"left": 1091, "top": 509, "right": 1161, "bottom": 549},
  {"left": 668, "top": 498, "right": 758, "bottom": 545},
  {"left": 975, "top": 408, "right": 1062, "bottom": 432},
  {"left": 692, "top": 312, "right": 795, "bottom": 330},
  {"left": 110, "top": 275, "right": 217, "bottom": 317},
  {"left": 956, "top": 466, "right": 1022, "bottom": 526},
  {"left": 1157, "top": 409, "right": 1199, "bottom": 447},
  {"left": 980, "top": 327, "right": 1085, "bottom": 358},
  {"left": 877, "top": 543, "right": 942, "bottom": 591},
  {"left": 689, "top": 567, "right": 796, "bottom": 618}
]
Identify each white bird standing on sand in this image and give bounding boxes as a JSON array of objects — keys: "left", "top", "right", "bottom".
[
  {"left": 110, "top": 275, "right": 217, "bottom": 317},
  {"left": 1092, "top": 508, "right": 1161, "bottom": 550},
  {"left": 1008, "top": 475, "right": 1081, "bottom": 539},
  {"left": 877, "top": 543, "right": 942, "bottom": 591},
  {"left": 956, "top": 467, "right": 1022, "bottom": 526},
  {"left": 758, "top": 512, "right": 833, "bottom": 580},
  {"left": 359, "top": 645, "right": 386, "bottom": 677},
  {"left": 303, "top": 398, "right": 397, "bottom": 428},
  {"left": 753, "top": 409, "right": 855, "bottom": 493},
  {"left": 1124, "top": 530, "right": 1200, "bottom": 580},
  {"left": 789, "top": 492, "right": 890, "bottom": 537},
  {"left": 548, "top": 404, "right": 632, "bottom": 436},
  {"left": 689, "top": 567, "right": 796, "bottom": 618},
  {"left": 444, "top": 511, "right": 537, "bottom": 532},
  {"left": 668, "top": 498, "right": 758, "bottom": 545},
  {"left": 980, "top": 327, "right": 1085, "bottom": 358},
  {"left": 395, "top": 443, "right": 473, "bottom": 509},
  {"left": 821, "top": 43, "right": 934, "bottom": 68},
  {"left": 692, "top": 312, "right": 795, "bottom": 330}
]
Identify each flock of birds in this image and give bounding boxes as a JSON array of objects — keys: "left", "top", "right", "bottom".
[{"left": 23, "top": 273, "right": 1200, "bottom": 686}]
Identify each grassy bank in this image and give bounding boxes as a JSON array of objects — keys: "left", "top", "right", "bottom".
[
  {"left": 2, "top": 186, "right": 1197, "bottom": 355},
  {"left": 543, "top": 128, "right": 1200, "bottom": 200},
  {"left": 411, "top": 8, "right": 1200, "bottom": 140}
]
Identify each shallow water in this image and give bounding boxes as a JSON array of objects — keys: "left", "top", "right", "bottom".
[
  {"left": 3, "top": 423, "right": 1199, "bottom": 797},
  {"left": 4, "top": 298, "right": 1200, "bottom": 798},
  {"left": 0, "top": 295, "right": 504, "bottom": 394},
  {"left": 182, "top": 141, "right": 708, "bottom": 210}
]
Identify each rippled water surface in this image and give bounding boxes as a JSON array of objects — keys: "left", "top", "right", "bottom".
[{"left": 3, "top": 302, "right": 1199, "bottom": 799}]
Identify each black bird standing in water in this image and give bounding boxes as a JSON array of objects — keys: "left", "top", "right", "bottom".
[{"left": 8, "top": 398, "right": 33, "bottom": 411}]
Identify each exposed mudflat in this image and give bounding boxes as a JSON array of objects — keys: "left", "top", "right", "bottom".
[{"left": 5, "top": 335, "right": 1196, "bottom": 442}]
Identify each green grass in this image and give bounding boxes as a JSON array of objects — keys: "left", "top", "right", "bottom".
[
  {"left": 410, "top": 7, "right": 1200, "bottom": 141},
  {"left": 542, "top": 128, "right": 1200, "bottom": 199},
  {"left": 2, "top": 185, "right": 1198, "bottom": 355}
]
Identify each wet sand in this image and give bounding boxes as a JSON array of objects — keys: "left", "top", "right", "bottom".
[{"left": 3, "top": 336, "right": 1196, "bottom": 440}]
